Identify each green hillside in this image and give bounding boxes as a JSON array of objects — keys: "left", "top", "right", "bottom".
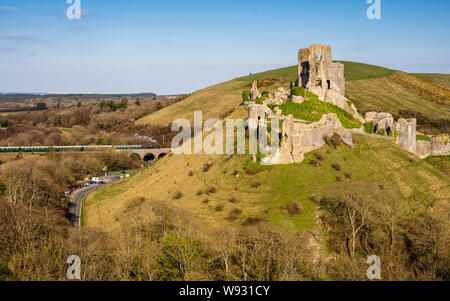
[{"left": 88, "top": 58, "right": 450, "bottom": 231}]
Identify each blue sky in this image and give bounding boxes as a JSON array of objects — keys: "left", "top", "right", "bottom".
[{"left": 0, "top": 0, "right": 449, "bottom": 94}]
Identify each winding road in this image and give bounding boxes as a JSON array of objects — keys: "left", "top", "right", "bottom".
[{"left": 68, "top": 173, "right": 126, "bottom": 227}]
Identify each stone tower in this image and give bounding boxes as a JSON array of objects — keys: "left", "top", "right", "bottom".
[{"left": 298, "top": 44, "right": 345, "bottom": 97}]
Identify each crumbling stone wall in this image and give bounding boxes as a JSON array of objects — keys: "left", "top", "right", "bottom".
[
  {"left": 248, "top": 104, "right": 273, "bottom": 144},
  {"left": 262, "top": 113, "right": 354, "bottom": 165},
  {"left": 250, "top": 80, "right": 261, "bottom": 100},
  {"left": 366, "top": 112, "right": 395, "bottom": 134},
  {"left": 396, "top": 118, "right": 417, "bottom": 154}
]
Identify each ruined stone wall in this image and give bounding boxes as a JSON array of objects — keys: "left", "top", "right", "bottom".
[
  {"left": 396, "top": 118, "right": 417, "bottom": 154},
  {"left": 262, "top": 113, "right": 354, "bottom": 165}
]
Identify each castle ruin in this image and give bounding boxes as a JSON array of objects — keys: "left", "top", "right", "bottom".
[
  {"left": 246, "top": 44, "right": 449, "bottom": 165},
  {"left": 298, "top": 44, "right": 345, "bottom": 97}
]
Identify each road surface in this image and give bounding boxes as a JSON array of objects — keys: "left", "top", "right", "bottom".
[{"left": 68, "top": 174, "right": 122, "bottom": 227}]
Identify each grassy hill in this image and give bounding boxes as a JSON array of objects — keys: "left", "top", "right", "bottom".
[
  {"left": 86, "top": 61, "right": 450, "bottom": 234},
  {"left": 137, "top": 62, "right": 450, "bottom": 131}
]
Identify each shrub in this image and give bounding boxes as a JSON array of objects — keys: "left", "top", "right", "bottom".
[
  {"left": 280, "top": 202, "right": 302, "bottom": 216},
  {"left": 255, "top": 97, "right": 265, "bottom": 105},
  {"left": 262, "top": 91, "right": 269, "bottom": 97},
  {"left": 363, "top": 122, "right": 375, "bottom": 134},
  {"left": 242, "top": 217, "right": 267, "bottom": 226},
  {"left": 242, "top": 90, "right": 251, "bottom": 102},
  {"left": 196, "top": 190, "right": 203, "bottom": 196},
  {"left": 332, "top": 163, "right": 342, "bottom": 171},
  {"left": 173, "top": 191, "right": 183, "bottom": 200},
  {"left": 202, "top": 163, "right": 213, "bottom": 172},
  {"left": 291, "top": 87, "right": 305, "bottom": 97},
  {"left": 229, "top": 197, "right": 237, "bottom": 203},
  {"left": 227, "top": 209, "right": 242, "bottom": 221},
  {"left": 206, "top": 187, "right": 216, "bottom": 195},
  {"left": 251, "top": 182, "right": 261, "bottom": 188},
  {"left": 188, "top": 171, "right": 194, "bottom": 176},
  {"left": 314, "top": 153, "right": 325, "bottom": 161},
  {"left": 309, "top": 159, "right": 321, "bottom": 167},
  {"left": 215, "top": 205, "right": 224, "bottom": 212},
  {"left": 325, "top": 134, "right": 343, "bottom": 148},
  {"left": 344, "top": 172, "right": 352, "bottom": 179},
  {"left": 245, "top": 167, "right": 264, "bottom": 175}
]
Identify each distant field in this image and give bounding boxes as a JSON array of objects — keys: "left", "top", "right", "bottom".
[{"left": 413, "top": 73, "right": 450, "bottom": 90}]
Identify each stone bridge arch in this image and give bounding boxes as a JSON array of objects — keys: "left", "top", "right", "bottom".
[{"left": 123, "top": 148, "right": 171, "bottom": 161}]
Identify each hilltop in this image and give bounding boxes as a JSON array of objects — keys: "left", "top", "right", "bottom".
[{"left": 136, "top": 61, "right": 450, "bottom": 134}]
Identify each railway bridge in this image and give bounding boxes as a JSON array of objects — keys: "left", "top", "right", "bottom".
[
  {"left": 0, "top": 145, "right": 172, "bottom": 162},
  {"left": 123, "top": 148, "right": 171, "bottom": 161}
]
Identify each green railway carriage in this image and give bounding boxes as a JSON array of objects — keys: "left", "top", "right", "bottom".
[{"left": 0, "top": 145, "right": 143, "bottom": 153}]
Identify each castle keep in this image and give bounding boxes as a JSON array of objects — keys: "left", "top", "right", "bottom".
[{"left": 298, "top": 44, "right": 345, "bottom": 97}]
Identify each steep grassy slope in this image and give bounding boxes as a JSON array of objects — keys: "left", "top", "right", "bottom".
[
  {"left": 137, "top": 62, "right": 450, "bottom": 128},
  {"left": 85, "top": 133, "right": 449, "bottom": 233}
]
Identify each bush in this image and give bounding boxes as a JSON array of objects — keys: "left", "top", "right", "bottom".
[
  {"left": 280, "top": 202, "right": 302, "bottom": 216},
  {"left": 332, "top": 163, "right": 342, "bottom": 171},
  {"left": 363, "top": 122, "right": 375, "bottom": 134},
  {"left": 291, "top": 87, "right": 305, "bottom": 97},
  {"left": 325, "top": 134, "right": 343, "bottom": 148},
  {"left": 344, "top": 172, "right": 352, "bottom": 179},
  {"left": 215, "top": 205, "right": 224, "bottom": 212},
  {"left": 202, "top": 163, "right": 213, "bottom": 172},
  {"left": 255, "top": 97, "right": 265, "bottom": 105},
  {"left": 229, "top": 197, "right": 237, "bottom": 203},
  {"left": 242, "top": 90, "right": 251, "bottom": 102},
  {"left": 251, "top": 182, "right": 261, "bottom": 188},
  {"left": 173, "top": 191, "right": 183, "bottom": 200},
  {"left": 314, "top": 153, "right": 325, "bottom": 161},
  {"left": 196, "top": 190, "right": 203, "bottom": 196},
  {"left": 309, "top": 159, "right": 321, "bottom": 167},
  {"left": 206, "top": 187, "right": 216, "bottom": 195},
  {"left": 227, "top": 209, "right": 242, "bottom": 221},
  {"left": 262, "top": 91, "right": 269, "bottom": 97},
  {"left": 242, "top": 217, "right": 268, "bottom": 226}
]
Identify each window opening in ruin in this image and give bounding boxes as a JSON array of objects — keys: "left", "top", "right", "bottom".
[{"left": 327, "top": 80, "right": 331, "bottom": 89}]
